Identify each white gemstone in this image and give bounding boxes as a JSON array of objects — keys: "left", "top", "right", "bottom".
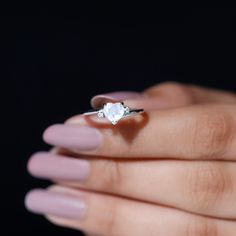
[
  {"left": 103, "top": 103, "right": 125, "bottom": 125},
  {"left": 98, "top": 110, "right": 104, "bottom": 118}
]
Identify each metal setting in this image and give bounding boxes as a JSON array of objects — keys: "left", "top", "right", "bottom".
[{"left": 83, "top": 102, "right": 144, "bottom": 125}]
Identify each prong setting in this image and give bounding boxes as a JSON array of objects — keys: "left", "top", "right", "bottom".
[
  {"left": 111, "top": 120, "right": 118, "bottom": 125},
  {"left": 124, "top": 106, "right": 130, "bottom": 114},
  {"left": 97, "top": 110, "right": 105, "bottom": 118}
]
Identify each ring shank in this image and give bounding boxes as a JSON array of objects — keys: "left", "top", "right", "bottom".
[
  {"left": 83, "top": 109, "right": 101, "bottom": 116},
  {"left": 124, "top": 109, "right": 144, "bottom": 117},
  {"left": 130, "top": 109, "right": 144, "bottom": 113},
  {"left": 83, "top": 108, "right": 144, "bottom": 116}
]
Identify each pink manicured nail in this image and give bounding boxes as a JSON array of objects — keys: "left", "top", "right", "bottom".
[
  {"left": 91, "top": 91, "right": 143, "bottom": 108},
  {"left": 25, "top": 189, "right": 87, "bottom": 219},
  {"left": 43, "top": 124, "right": 102, "bottom": 151},
  {"left": 28, "top": 152, "right": 90, "bottom": 181}
]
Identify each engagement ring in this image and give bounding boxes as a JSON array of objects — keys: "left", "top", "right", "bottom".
[{"left": 83, "top": 102, "right": 144, "bottom": 125}]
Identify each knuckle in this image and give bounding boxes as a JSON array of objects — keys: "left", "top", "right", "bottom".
[
  {"left": 186, "top": 218, "right": 218, "bottom": 236},
  {"left": 103, "top": 198, "right": 121, "bottom": 235},
  {"left": 191, "top": 109, "right": 234, "bottom": 159},
  {"left": 187, "top": 162, "right": 231, "bottom": 212},
  {"left": 93, "top": 159, "right": 124, "bottom": 192},
  {"left": 146, "top": 81, "right": 194, "bottom": 104},
  {"left": 159, "top": 81, "right": 194, "bottom": 103}
]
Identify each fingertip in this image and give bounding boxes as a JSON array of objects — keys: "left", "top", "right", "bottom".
[
  {"left": 42, "top": 124, "right": 63, "bottom": 144},
  {"left": 27, "top": 152, "right": 50, "bottom": 177},
  {"left": 24, "top": 189, "right": 45, "bottom": 212}
]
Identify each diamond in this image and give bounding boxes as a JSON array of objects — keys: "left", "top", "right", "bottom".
[
  {"left": 103, "top": 102, "right": 125, "bottom": 125},
  {"left": 98, "top": 110, "right": 105, "bottom": 118}
]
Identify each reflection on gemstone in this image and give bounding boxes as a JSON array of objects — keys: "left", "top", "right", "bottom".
[{"left": 103, "top": 103, "right": 125, "bottom": 125}]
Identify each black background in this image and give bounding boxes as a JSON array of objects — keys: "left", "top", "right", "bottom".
[{"left": 1, "top": 6, "right": 236, "bottom": 235}]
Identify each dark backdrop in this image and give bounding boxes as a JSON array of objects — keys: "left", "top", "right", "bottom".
[{"left": 1, "top": 6, "right": 236, "bottom": 235}]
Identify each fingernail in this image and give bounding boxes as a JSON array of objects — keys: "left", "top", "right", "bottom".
[
  {"left": 25, "top": 189, "right": 87, "bottom": 219},
  {"left": 28, "top": 152, "right": 90, "bottom": 181},
  {"left": 91, "top": 91, "right": 143, "bottom": 108},
  {"left": 43, "top": 124, "right": 102, "bottom": 151}
]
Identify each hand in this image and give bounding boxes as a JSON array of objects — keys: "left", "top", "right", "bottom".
[{"left": 25, "top": 82, "right": 236, "bottom": 236}]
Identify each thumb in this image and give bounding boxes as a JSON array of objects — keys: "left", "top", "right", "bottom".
[{"left": 90, "top": 82, "right": 236, "bottom": 111}]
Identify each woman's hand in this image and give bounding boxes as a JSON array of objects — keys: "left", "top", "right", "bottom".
[{"left": 25, "top": 82, "right": 236, "bottom": 236}]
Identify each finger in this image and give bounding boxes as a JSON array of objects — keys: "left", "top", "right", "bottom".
[
  {"left": 144, "top": 82, "right": 236, "bottom": 104},
  {"left": 28, "top": 152, "right": 236, "bottom": 219},
  {"left": 25, "top": 185, "right": 236, "bottom": 236},
  {"left": 67, "top": 82, "right": 236, "bottom": 125},
  {"left": 90, "top": 91, "right": 144, "bottom": 108},
  {"left": 90, "top": 83, "right": 191, "bottom": 110},
  {"left": 43, "top": 104, "right": 236, "bottom": 160},
  {"left": 91, "top": 82, "right": 236, "bottom": 110}
]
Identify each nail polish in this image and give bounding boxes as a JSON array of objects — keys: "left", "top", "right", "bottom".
[
  {"left": 25, "top": 189, "right": 87, "bottom": 219},
  {"left": 28, "top": 152, "right": 90, "bottom": 181},
  {"left": 43, "top": 124, "right": 102, "bottom": 151}
]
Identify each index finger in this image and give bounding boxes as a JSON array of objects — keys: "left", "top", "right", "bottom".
[
  {"left": 43, "top": 104, "right": 236, "bottom": 160},
  {"left": 91, "top": 82, "right": 236, "bottom": 110}
]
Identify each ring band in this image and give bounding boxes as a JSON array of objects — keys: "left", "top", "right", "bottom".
[{"left": 83, "top": 102, "right": 144, "bottom": 125}]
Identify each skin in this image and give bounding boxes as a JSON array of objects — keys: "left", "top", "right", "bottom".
[{"left": 26, "top": 82, "right": 236, "bottom": 236}]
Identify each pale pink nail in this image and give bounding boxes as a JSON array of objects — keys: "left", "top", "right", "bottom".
[
  {"left": 28, "top": 152, "right": 90, "bottom": 181},
  {"left": 43, "top": 124, "right": 102, "bottom": 151},
  {"left": 91, "top": 91, "right": 143, "bottom": 108},
  {"left": 25, "top": 189, "right": 87, "bottom": 219}
]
